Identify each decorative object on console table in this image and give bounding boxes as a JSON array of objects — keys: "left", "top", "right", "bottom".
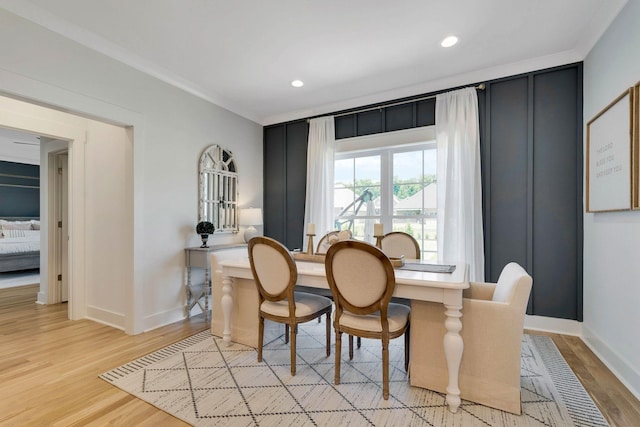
[
  {"left": 306, "top": 223, "right": 315, "bottom": 254},
  {"left": 196, "top": 221, "right": 215, "bottom": 248},
  {"left": 374, "top": 223, "right": 383, "bottom": 248},
  {"left": 239, "top": 208, "right": 263, "bottom": 243}
]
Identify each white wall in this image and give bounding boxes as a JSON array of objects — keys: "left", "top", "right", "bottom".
[
  {"left": 0, "top": 9, "right": 263, "bottom": 333},
  {"left": 583, "top": 0, "right": 640, "bottom": 399}
]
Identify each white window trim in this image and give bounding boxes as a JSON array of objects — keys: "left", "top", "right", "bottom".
[{"left": 336, "top": 125, "right": 435, "bottom": 153}]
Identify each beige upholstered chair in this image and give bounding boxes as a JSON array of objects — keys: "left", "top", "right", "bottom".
[
  {"left": 410, "top": 262, "right": 533, "bottom": 414},
  {"left": 316, "top": 230, "right": 352, "bottom": 254},
  {"left": 381, "top": 231, "right": 420, "bottom": 259},
  {"left": 325, "top": 240, "right": 411, "bottom": 400},
  {"left": 248, "top": 236, "right": 332, "bottom": 375}
]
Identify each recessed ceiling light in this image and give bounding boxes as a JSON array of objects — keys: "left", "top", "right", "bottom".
[
  {"left": 291, "top": 80, "right": 304, "bottom": 88},
  {"left": 441, "top": 36, "right": 458, "bottom": 48}
]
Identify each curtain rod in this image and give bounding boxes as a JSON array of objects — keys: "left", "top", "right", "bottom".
[{"left": 309, "top": 83, "right": 486, "bottom": 122}]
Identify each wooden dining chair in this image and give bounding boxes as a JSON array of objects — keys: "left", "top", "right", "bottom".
[
  {"left": 381, "top": 231, "right": 421, "bottom": 259},
  {"left": 316, "top": 230, "right": 352, "bottom": 254},
  {"left": 248, "top": 236, "right": 332, "bottom": 375},
  {"left": 325, "top": 240, "right": 410, "bottom": 399}
]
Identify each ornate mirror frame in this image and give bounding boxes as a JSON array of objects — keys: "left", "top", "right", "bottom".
[{"left": 199, "top": 145, "right": 239, "bottom": 233}]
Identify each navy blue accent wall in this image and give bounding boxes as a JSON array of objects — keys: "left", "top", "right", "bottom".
[
  {"left": 0, "top": 160, "right": 40, "bottom": 217},
  {"left": 263, "top": 63, "right": 583, "bottom": 320}
]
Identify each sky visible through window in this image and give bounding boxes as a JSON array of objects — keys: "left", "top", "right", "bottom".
[{"left": 335, "top": 148, "right": 436, "bottom": 183}]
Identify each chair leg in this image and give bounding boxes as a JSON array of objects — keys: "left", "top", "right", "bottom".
[
  {"left": 335, "top": 331, "right": 342, "bottom": 385},
  {"left": 382, "top": 336, "right": 389, "bottom": 400},
  {"left": 325, "top": 312, "right": 331, "bottom": 357},
  {"left": 290, "top": 323, "right": 297, "bottom": 376},
  {"left": 357, "top": 336, "right": 361, "bottom": 348},
  {"left": 284, "top": 324, "right": 289, "bottom": 344},
  {"left": 257, "top": 316, "right": 264, "bottom": 363},
  {"left": 348, "top": 335, "right": 354, "bottom": 360},
  {"left": 404, "top": 325, "right": 410, "bottom": 372}
]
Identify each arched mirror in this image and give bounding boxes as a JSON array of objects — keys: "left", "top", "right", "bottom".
[{"left": 199, "top": 145, "right": 238, "bottom": 233}]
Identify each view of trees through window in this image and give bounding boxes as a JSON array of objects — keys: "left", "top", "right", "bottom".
[{"left": 334, "top": 142, "right": 437, "bottom": 260}]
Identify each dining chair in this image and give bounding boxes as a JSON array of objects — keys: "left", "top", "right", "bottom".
[
  {"left": 248, "top": 236, "right": 332, "bottom": 375},
  {"left": 381, "top": 231, "right": 421, "bottom": 259},
  {"left": 410, "top": 262, "right": 533, "bottom": 414},
  {"left": 325, "top": 240, "right": 410, "bottom": 400},
  {"left": 316, "top": 230, "right": 352, "bottom": 254}
]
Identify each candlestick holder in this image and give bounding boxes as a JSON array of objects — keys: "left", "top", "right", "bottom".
[
  {"left": 375, "top": 235, "right": 383, "bottom": 249},
  {"left": 306, "top": 233, "right": 316, "bottom": 254}
]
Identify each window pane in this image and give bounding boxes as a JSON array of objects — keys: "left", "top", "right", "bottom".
[
  {"left": 335, "top": 158, "right": 353, "bottom": 186},
  {"left": 424, "top": 148, "right": 436, "bottom": 177},
  {"left": 393, "top": 151, "right": 422, "bottom": 182},
  {"left": 354, "top": 156, "right": 380, "bottom": 184}
]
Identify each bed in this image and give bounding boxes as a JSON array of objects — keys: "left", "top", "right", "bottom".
[{"left": 0, "top": 218, "right": 40, "bottom": 273}]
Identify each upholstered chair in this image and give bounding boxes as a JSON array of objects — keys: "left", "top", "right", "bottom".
[
  {"left": 381, "top": 231, "right": 421, "bottom": 259},
  {"left": 410, "top": 262, "right": 533, "bottom": 414},
  {"left": 248, "top": 236, "right": 332, "bottom": 375},
  {"left": 325, "top": 240, "right": 411, "bottom": 400},
  {"left": 316, "top": 230, "right": 352, "bottom": 254}
]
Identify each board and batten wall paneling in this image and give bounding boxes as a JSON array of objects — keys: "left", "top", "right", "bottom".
[
  {"left": 264, "top": 64, "right": 582, "bottom": 321},
  {"left": 263, "top": 126, "right": 287, "bottom": 244},
  {"left": 284, "top": 121, "right": 309, "bottom": 250},
  {"left": 485, "top": 77, "right": 530, "bottom": 284},
  {"left": 532, "top": 67, "right": 582, "bottom": 320}
]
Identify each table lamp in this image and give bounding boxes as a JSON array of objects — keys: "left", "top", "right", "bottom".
[{"left": 240, "top": 208, "right": 263, "bottom": 243}]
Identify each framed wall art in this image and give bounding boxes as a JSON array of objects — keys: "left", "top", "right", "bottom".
[{"left": 586, "top": 87, "right": 638, "bottom": 212}]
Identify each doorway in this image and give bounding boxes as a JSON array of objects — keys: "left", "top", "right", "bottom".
[{"left": 53, "top": 151, "right": 69, "bottom": 302}]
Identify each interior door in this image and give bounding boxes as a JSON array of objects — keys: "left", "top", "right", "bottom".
[{"left": 56, "top": 153, "right": 69, "bottom": 302}]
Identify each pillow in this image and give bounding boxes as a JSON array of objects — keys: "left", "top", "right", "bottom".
[
  {"left": 2, "top": 229, "right": 26, "bottom": 238},
  {"left": 0, "top": 220, "right": 32, "bottom": 230}
]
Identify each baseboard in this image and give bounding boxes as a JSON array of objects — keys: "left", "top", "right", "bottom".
[
  {"left": 524, "top": 314, "right": 583, "bottom": 336},
  {"left": 86, "top": 305, "right": 125, "bottom": 331},
  {"left": 582, "top": 325, "right": 640, "bottom": 401},
  {"left": 36, "top": 291, "right": 47, "bottom": 304},
  {"left": 142, "top": 306, "right": 191, "bottom": 333}
]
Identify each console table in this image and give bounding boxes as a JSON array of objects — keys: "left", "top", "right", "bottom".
[{"left": 184, "top": 243, "right": 247, "bottom": 321}]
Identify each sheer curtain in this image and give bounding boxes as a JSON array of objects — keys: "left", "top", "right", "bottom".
[
  {"left": 436, "top": 88, "right": 485, "bottom": 281},
  {"left": 304, "top": 116, "right": 336, "bottom": 249}
]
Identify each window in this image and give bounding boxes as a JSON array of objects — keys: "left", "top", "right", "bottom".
[{"left": 334, "top": 133, "right": 437, "bottom": 260}]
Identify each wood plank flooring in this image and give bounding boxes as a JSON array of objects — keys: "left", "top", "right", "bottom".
[{"left": 1, "top": 286, "right": 639, "bottom": 426}]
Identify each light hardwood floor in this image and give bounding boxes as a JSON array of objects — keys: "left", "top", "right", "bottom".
[{"left": 1, "top": 285, "right": 639, "bottom": 426}]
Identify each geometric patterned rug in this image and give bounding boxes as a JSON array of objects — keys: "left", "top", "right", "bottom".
[{"left": 100, "top": 321, "right": 609, "bottom": 426}]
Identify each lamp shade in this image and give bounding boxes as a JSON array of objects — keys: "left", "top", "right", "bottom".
[{"left": 239, "top": 208, "right": 263, "bottom": 226}]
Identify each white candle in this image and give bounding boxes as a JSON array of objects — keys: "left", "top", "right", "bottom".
[
  {"left": 307, "top": 223, "right": 315, "bottom": 235},
  {"left": 374, "top": 223, "right": 383, "bottom": 236}
]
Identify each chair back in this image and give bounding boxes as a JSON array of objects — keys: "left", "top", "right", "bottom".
[
  {"left": 325, "top": 240, "right": 395, "bottom": 315},
  {"left": 492, "top": 262, "right": 533, "bottom": 311},
  {"left": 316, "top": 230, "right": 352, "bottom": 254},
  {"left": 381, "top": 232, "right": 420, "bottom": 259},
  {"left": 248, "top": 236, "right": 296, "bottom": 303}
]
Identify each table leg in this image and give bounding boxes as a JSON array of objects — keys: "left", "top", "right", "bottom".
[
  {"left": 221, "top": 275, "right": 233, "bottom": 346},
  {"left": 204, "top": 267, "right": 210, "bottom": 322},
  {"left": 185, "top": 266, "right": 192, "bottom": 318},
  {"left": 443, "top": 303, "right": 463, "bottom": 413}
]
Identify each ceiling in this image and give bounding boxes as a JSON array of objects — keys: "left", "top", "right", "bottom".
[{"left": 1, "top": 0, "right": 628, "bottom": 125}]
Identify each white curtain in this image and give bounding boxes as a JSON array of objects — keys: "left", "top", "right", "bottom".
[
  {"left": 436, "top": 87, "right": 485, "bottom": 281},
  {"left": 304, "top": 116, "right": 336, "bottom": 250}
]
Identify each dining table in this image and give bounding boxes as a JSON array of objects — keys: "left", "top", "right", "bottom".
[{"left": 214, "top": 256, "right": 469, "bottom": 413}]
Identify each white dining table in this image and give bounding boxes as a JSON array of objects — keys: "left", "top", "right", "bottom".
[{"left": 217, "top": 257, "right": 469, "bottom": 413}]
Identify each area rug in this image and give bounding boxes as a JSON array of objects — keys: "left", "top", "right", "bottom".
[{"left": 100, "top": 322, "right": 609, "bottom": 426}]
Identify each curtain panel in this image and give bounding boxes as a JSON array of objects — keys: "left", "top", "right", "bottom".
[
  {"left": 436, "top": 88, "right": 485, "bottom": 281},
  {"left": 303, "top": 116, "right": 336, "bottom": 250}
]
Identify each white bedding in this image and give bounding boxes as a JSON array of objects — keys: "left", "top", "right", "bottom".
[{"left": 0, "top": 235, "right": 40, "bottom": 254}]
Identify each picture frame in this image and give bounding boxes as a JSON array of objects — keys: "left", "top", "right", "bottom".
[{"left": 586, "top": 87, "right": 637, "bottom": 212}]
